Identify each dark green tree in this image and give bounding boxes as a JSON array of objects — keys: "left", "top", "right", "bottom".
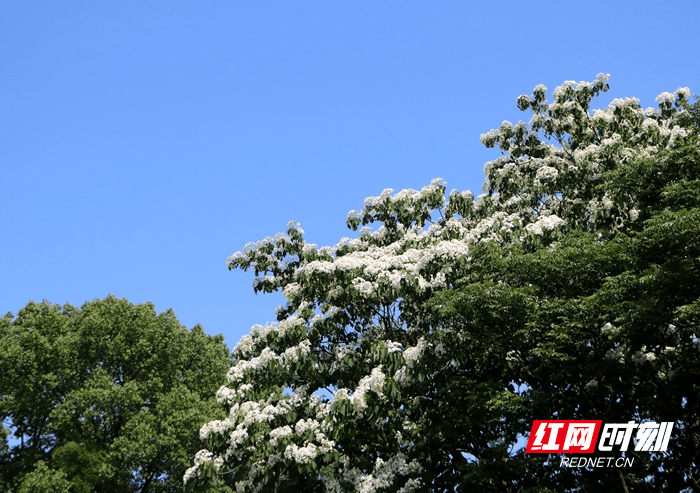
[{"left": 0, "top": 295, "right": 232, "bottom": 493}]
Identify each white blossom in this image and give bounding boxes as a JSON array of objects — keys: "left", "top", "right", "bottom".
[
  {"left": 403, "top": 338, "right": 427, "bottom": 368},
  {"left": 184, "top": 449, "right": 217, "bottom": 484},
  {"left": 386, "top": 341, "right": 403, "bottom": 353},
  {"left": 524, "top": 214, "right": 564, "bottom": 236},
  {"left": 675, "top": 87, "right": 691, "bottom": 98},
  {"left": 230, "top": 426, "right": 248, "bottom": 445},
  {"left": 534, "top": 165, "right": 559, "bottom": 185},
  {"left": 284, "top": 443, "right": 318, "bottom": 463},
  {"left": 351, "top": 366, "right": 386, "bottom": 412},
  {"left": 269, "top": 425, "right": 292, "bottom": 446},
  {"left": 656, "top": 91, "right": 675, "bottom": 103}
]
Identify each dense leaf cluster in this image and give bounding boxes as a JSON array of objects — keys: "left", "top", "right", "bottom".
[{"left": 0, "top": 296, "right": 231, "bottom": 493}]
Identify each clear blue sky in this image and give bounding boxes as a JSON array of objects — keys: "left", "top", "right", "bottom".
[{"left": 2, "top": 1, "right": 699, "bottom": 348}]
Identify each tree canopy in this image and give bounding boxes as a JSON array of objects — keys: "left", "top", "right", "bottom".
[
  {"left": 187, "top": 75, "right": 699, "bottom": 492},
  {"left": 0, "top": 295, "right": 231, "bottom": 493}
]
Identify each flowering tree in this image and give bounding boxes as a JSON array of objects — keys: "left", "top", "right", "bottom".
[{"left": 187, "top": 76, "right": 699, "bottom": 492}]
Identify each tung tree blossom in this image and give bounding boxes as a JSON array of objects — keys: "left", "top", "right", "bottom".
[{"left": 186, "top": 76, "right": 700, "bottom": 492}]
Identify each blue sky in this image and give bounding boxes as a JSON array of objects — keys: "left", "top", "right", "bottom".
[{"left": 2, "top": 1, "right": 698, "bottom": 348}]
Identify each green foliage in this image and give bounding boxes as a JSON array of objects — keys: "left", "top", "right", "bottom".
[
  {"left": 16, "top": 461, "right": 71, "bottom": 493},
  {"left": 0, "top": 295, "right": 231, "bottom": 493}
]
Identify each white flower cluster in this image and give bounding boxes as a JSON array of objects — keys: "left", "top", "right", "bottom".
[
  {"left": 386, "top": 340, "right": 403, "bottom": 353},
  {"left": 600, "top": 322, "right": 619, "bottom": 335},
  {"left": 552, "top": 73, "right": 610, "bottom": 100},
  {"left": 534, "top": 165, "right": 559, "bottom": 186},
  {"left": 281, "top": 339, "right": 311, "bottom": 364},
  {"left": 283, "top": 282, "right": 301, "bottom": 301},
  {"left": 232, "top": 323, "right": 277, "bottom": 359},
  {"left": 481, "top": 77, "right": 693, "bottom": 236},
  {"left": 284, "top": 442, "right": 318, "bottom": 464},
  {"left": 326, "top": 453, "right": 422, "bottom": 493},
  {"left": 283, "top": 419, "right": 335, "bottom": 464},
  {"left": 226, "top": 336, "right": 313, "bottom": 387},
  {"left": 403, "top": 338, "right": 427, "bottom": 368},
  {"left": 524, "top": 214, "right": 565, "bottom": 236},
  {"left": 227, "top": 347, "right": 279, "bottom": 381},
  {"left": 183, "top": 449, "right": 223, "bottom": 485},
  {"left": 300, "top": 224, "right": 472, "bottom": 295},
  {"left": 350, "top": 365, "right": 386, "bottom": 412},
  {"left": 361, "top": 178, "right": 445, "bottom": 211},
  {"left": 268, "top": 425, "right": 292, "bottom": 446},
  {"left": 631, "top": 349, "right": 656, "bottom": 365},
  {"left": 666, "top": 126, "right": 688, "bottom": 149},
  {"left": 656, "top": 92, "right": 675, "bottom": 103},
  {"left": 604, "top": 346, "right": 625, "bottom": 363}
]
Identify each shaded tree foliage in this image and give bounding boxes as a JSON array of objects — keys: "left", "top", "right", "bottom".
[{"left": 0, "top": 295, "right": 232, "bottom": 493}]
